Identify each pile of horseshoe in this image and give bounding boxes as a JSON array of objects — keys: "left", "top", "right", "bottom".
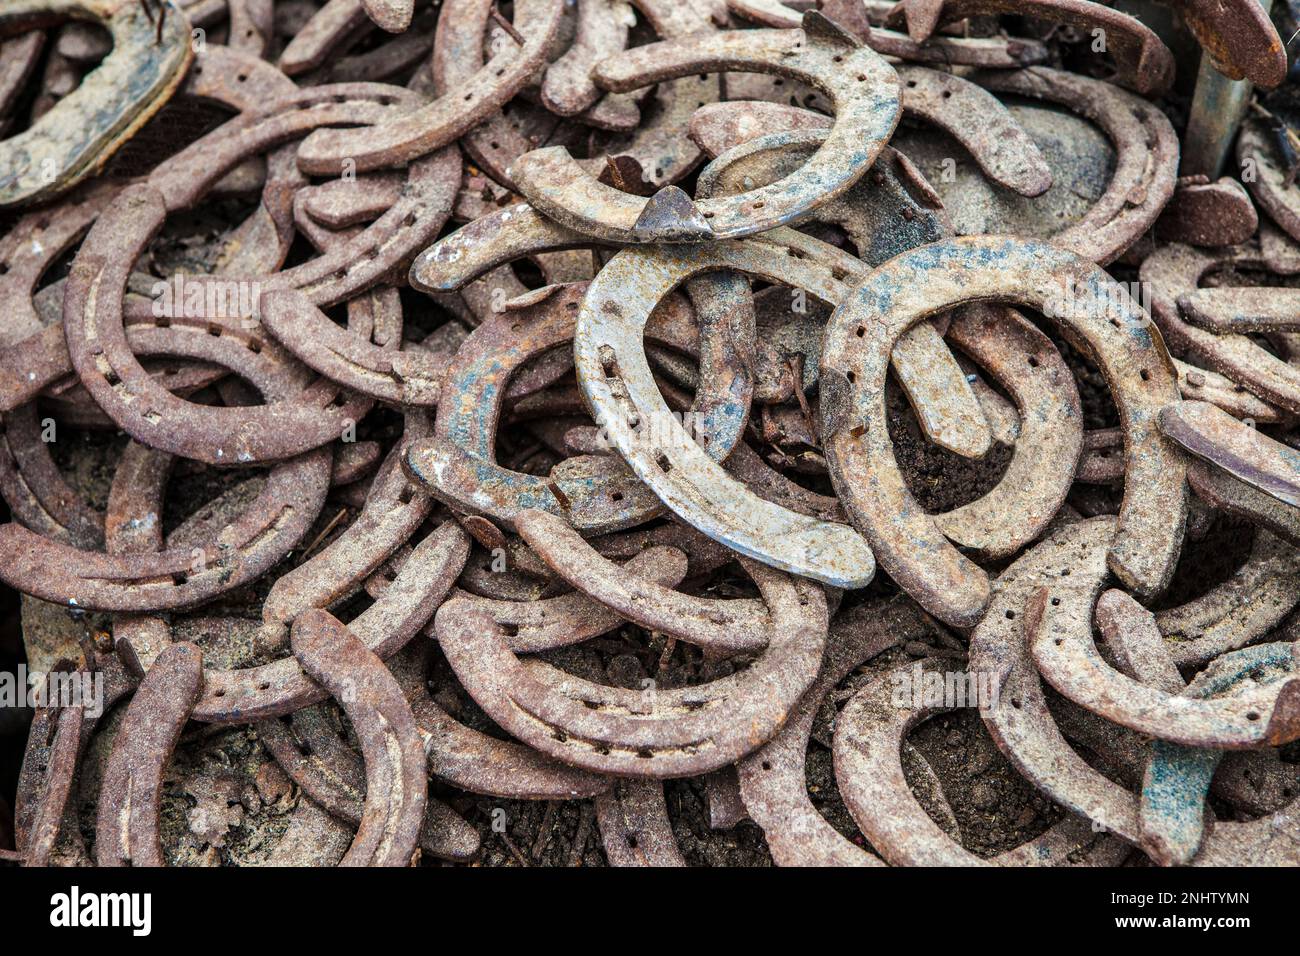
[{"left": 1, "top": 0, "right": 1300, "bottom": 869}]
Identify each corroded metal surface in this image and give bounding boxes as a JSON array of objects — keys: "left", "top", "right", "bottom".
[{"left": 0, "top": 0, "right": 1296, "bottom": 870}]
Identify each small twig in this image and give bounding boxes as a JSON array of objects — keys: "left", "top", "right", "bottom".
[
  {"left": 490, "top": 6, "right": 525, "bottom": 46},
  {"left": 531, "top": 801, "right": 558, "bottom": 861},
  {"left": 299, "top": 508, "right": 349, "bottom": 561}
]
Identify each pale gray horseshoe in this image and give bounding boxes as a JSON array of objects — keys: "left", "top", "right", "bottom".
[
  {"left": 1159, "top": 400, "right": 1300, "bottom": 509},
  {"left": 1141, "top": 242, "right": 1300, "bottom": 414},
  {"left": 1026, "top": 563, "right": 1300, "bottom": 749},
  {"left": 574, "top": 234, "right": 878, "bottom": 588},
  {"left": 290, "top": 610, "right": 427, "bottom": 867},
  {"left": 821, "top": 237, "right": 1185, "bottom": 626},
  {"left": 509, "top": 13, "right": 901, "bottom": 243},
  {"left": 736, "top": 599, "right": 917, "bottom": 866},
  {"left": 0, "top": 0, "right": 193, "bottom": 208},
  {"left": 296, "top": 0, "right": 566, "bottom": 175},
  {"left": 833, "top": 657, "right": 1130, "bottom": 866},
  {"left": 433, "top": 557, "right": 826, "bottom": 777}
]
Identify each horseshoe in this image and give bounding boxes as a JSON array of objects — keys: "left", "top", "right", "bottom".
[
  {"left": 260, "top": 290, "right": 445, "bottom": 406},
  {"left": 1155, "top": 530, "right": 1300, "bottom": 668},
  {"left": 279, "top": 0, "right": 370, "bottom": 75},
  {"left": 541, "top": 0, "right": 636, "bottom": 118},
  {"left": 736, "top": 598, "right": 915, "bottom": 866},
  {"left": 1239, "top": 116, "right": 1300, "bottom": 245},
  {"left": 575, "top": 235, "right": 878, "bottom": 587},
  {"left": 968, "top": 66, "right": 1179, "bottom": 266},
  {"left": 509, "top": 13, "right": 901, "bottom": 242},
  {"left": 60, "top": 90, "right": 461, "bottom": 465},
  {"left": 0, "top": 32, "right": 44, "bottom": 131},
  {"left": 885, "top": 0, "right": 1173, "bottom": 97},
  {"left": 725, "top": 0, "right": 1049, "bottom": 67},
  {"left": 821, "top": 236, "right": 1183, "bottom": 626},
  {"left": 0, "top": 442, "right": 331, "bottom": 612},
  {"left": 434, "top": 543, "right": 826, "bottom": 777},
  {"left": 1163, "top": 0, "right": 1286, "bottom": 88},
  {"left": 1177, "top": 288, "right": 1300, "bottom": 334},
  {"left": 596, "top": 780, "right": 686, "bottom": 866},
  {"left": 0, "top": 0, "right": 193, "bottom": 207},
  {"left": 17, "top": 694, "right": 81, "bottom": 867},
  {"left": 0, "top": 404, "right": 104, "bottom": 548},
  {"left": 361, "top": 0, "right": 413, "bottom": 32},
  {"left": 445, "top": 545, "right": 689, "bottom": 654},
  {"left": 258, "top": 707, "right": 480, "bottom": 862},
  {"left": 260, "top": 413, "right": 435, "bottom": 647},
  {"left": 1159, "top": 400, "right": 1300, "bottom": 509},
  {"left": 514, "top": 509, "right": 774, "bottom": 655},
  {"left": 95, "top": 642, "right": 204, "bottom": 867},
  {"left": 1186, "top": 460, "right": 1300, "bottom": 548},
  {"left": 833, "top": 657, "right": 1130, "bottom": 866},
  {"left": 295, "top": 0, "right": 565, "bottom": 175},
  {"left": 404, "top": 282, "right": 743, "bottom": 534},
  {"left": 390, "top": 642, "right": 612, "bottom": 800},
  {"left": 689, "top": 82, "right": 1051, "bottom": 198},
  {"left": 1142, "top": 242, "right": 1300, "bottom": 415},
  {"left": 1175, "top": 358, "right": 1286, "bottom": 425},
  {"left": 1025, "top": 556, "right": 1300, "bottom": 749},
  {"left": 289, "top": 610, "right": 428, "bottom": 867}
]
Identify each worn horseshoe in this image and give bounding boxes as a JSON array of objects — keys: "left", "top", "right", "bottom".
[
  {"left": 886, "top": 0, "right": 1173, "bottom": 97},
  {"left": 1156, "top": 530, "right": 1300, "bottom": 668},
  {"left": 289, "top": 610, "right": 428, "bottom": 867},
  {"left": 95, "top": 642, "right": 204, "bottom": 867},
  {"left": 514, "top": 509, "right": 774, "bottom": 655},
  {"left": 509, "top": 13, "right": 901, "bottom": 242},
  {"left": 434, "top": 544, "right": 826, "bottom": 777},
  {"left": 1238, "top": 116, "right": 1300, "bottom": 245},
  {"left": 443, "top": 545, "right": 689, "bottom": 654},
  {"left": 833, "top": 657, "right": 1130, "bottom": 866},
  {"left": 1025, "top": 559, "right": 1300, "bottom": 749},
  {"left": 258, "top": 704, "right": 479, "bottom": 862},
  {"left": 596, "top": 780, "right": 686, "bottom": 866},
  {"left": 1159, "top": 400, "right": 1300, "bottom": 509},
  {"left": 296, "top": 0, "right": 565, "bottom": 175},
  {"left": 575, "top": 234, "right": 878, "bottom": 587},
  {"left": 1142, "top": 242, "right": 1300, "bottom": 414},
  {"left": 968, "top": 67, "right": 1179, "bottom": 266},
  {"left": 0, "top": 0, "right": 193, "bottom": 207},
  {"left": 726, "top": 0, "right": 1049, "bottom": 67},
  {"left": 822, "top": 237, "right": 1184, "bottom": 625},
  {"left": 736, "top": 598, "right": 917, "bottom": 866}
]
